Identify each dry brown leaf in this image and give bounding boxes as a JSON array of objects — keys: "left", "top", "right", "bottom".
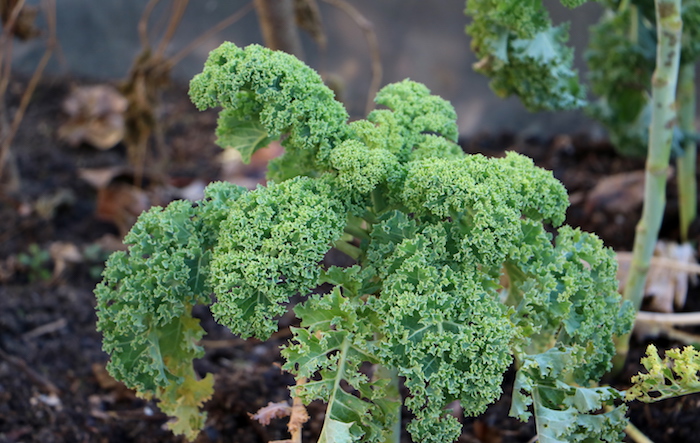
[
  {"left": 91, "top": 363, "right": 136, "bottom": 401},
  {"left": 171, "top": 179, "right": 206, "bottom": 202},
  {"left": 93, "top": 234, "right": 128, "bottom": 253},
  {"left": 59, "top": 85, "right": 128, "bottom": 150},
  {"left": 473, "top": 419, "right": 503, "bottom": 443},
  {"left": 49, "top": 241, "right": 82, "bottom": 280},
  {"left": 95, "top": 182, "right": 150, "bottom": 236},
  {"left": 249, "top": 401, "right": 292, "bottom": 426},
  {"left": 585, "top": 170, "right": 646, "bottom": 215},
  {"left": 78, "top": 166, "right": 130, "bottom": 189},
  {"left": 617, "top": 241, "right": 699, "bottom": 313}
]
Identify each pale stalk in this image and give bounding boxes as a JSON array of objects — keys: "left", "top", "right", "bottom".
[
  {"left": 676, "top": 62, "right": 696, "bottom": 242},
  {"left": 615, "top": 0, "right": 683, "bottom": 369},
  {"left": 372, "top": 365, "right": 401, "bottom": 443}
]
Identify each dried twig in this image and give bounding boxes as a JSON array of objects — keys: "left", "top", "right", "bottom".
[
  {"left": 125, "top": 0, "right": 253, "bottom": 187},
  {"left": 169, "top": 1, "right": 255, "bottom": 67},
  {"left": 137, "top": 0, "right": 161, "bottom": 49},
  {"left": 321, "top": 0, "right": 382, "bottom": 115},
  {"left": 268, "top": 377, "right": 309, "bottom": 443},
  {"left": 254, "top": 0, "right": 304, "bottom": 57},
  {"left": 22, "top": 317, "right": 67, "bottom": 340},
  {"left": 0, "top": 347, "right": 60, "bottom": 395},
  {"left": 154, "top": 0, "right": 188, "bottom": 60},
  {"left": 635, "top": 310, "right": 700, "bottom": 326},
  {"left": 617, "top": 251, "right": 700, "bottom": 275},
  {"left": 0, "top": 0, "right": 55, "bottom": 186}
]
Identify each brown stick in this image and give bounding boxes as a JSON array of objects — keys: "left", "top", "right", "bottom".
[
  {"left": 0, "top": 347, "right": 60, "bottom": 395},
  {"left": 0, "top": 0, "right": 55, "bottom": 185},
  {"left": 0, "top": 0, "right": 26, "bottom": 113},
  {"left": 321, "top": 0, "right": 382, "bottom": 116},
  {"left": 254, "top": 0, "right": 304, "bottom": 57},
  {"left": 169, "top": 1, "right": 255, "bottom": 67},
  {"left": 154, "top": 0, "right": 189, "bottom": 60}
]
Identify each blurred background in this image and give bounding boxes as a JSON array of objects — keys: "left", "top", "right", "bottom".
[{"left": 10, "top": 0, "right": 608, "bottom": 137}]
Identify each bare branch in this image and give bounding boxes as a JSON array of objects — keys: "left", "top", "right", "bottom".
[{"left": 322, "top": 0, "right": 382, "bottom": 115}]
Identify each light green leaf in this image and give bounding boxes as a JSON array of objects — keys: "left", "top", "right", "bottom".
[
  {"left": 216, "top": 110, "right": 273, "bottom": 163},
  {"left": 318, "top": 418, "right": 357, "bottom": 443},
  {"left": 627, "top": 344, "right": 700, "bottom": 402}
]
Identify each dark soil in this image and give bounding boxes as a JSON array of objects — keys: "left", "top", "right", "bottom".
[{"left": 1, "top": 76, "right": 699, "bottom": 443}]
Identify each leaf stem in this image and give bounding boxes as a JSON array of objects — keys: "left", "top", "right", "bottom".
[
  {"left": 615, "top": 0, "right": 683, "bottom": 369},
  {"left": 334, "top": 238, "right": 362, "bottom": 260},
  {"left": 373, "top": 364, "right": 401, "bottom": 443},
  {"left": 676, "top": 62, "right": 696, "bottom": 242}
]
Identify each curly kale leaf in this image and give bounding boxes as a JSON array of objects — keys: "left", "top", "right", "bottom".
[
  {"left": 506, "top": 224, "right": 633, "bottom": 383},
  {"left": 368, "top": 220, "right": 514, "bottom": 443},
  {"left": 511, "top": 347, "right": 628, "bottom": 443},
  {"left": 283, "top": 286, "right": 397, "bottom": 443},
  {"left": 189, "top": 42, "right": 348, "bottom": 178},
  {"left": 585, "top": 6, "right": 656, "bottom": 156},
  {"left": 399, "top": 152, "right": 568, "bottom": 273},
  {"left": 681, "top": 1, "right": 700, "bottom": 62},
  {"left": 326, "top": 79, "right": 461, "bottom": 203},
  {"left": 329, "top": 139, "right": 399, "bottom": 196},
  {"left": 210, "top": 176, "right": 347, "bottom": 339},
  {"left": 95, "top": 181, "right": 245, "bottom": 439},
  {"left": 370, "top": 80, "right": 458, "bottom": 150},
  {"left": 465, "top": 0, "right": 587, "bottom": 111}
]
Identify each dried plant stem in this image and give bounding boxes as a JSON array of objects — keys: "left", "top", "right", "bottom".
[
  {"left": 126, "top": 0, "right": 253, "bottom": 186},
  {"left": 168, "top": 1, "right": 254, "bottom": 67},
  {"left": 636, "top": 310, "right": 700, "bottom": 326},
  {"left": 614, "top": 0, "right": 683, "bottom": 371},
  {"left": 138, "top": 0, "right": 161, "bottom": 48},
  {"left": 0, "top": 347, "right": 60, "bottom": 395},
  {"left": 0, "top": 0, "right": 25, "bottom": 104},
  {"left": 322, "top": 0, "right": 382, "bottom": 115},
  {"left": 0, "top": 0, "right": 26, "bottom": 133},
  {"left": 154, "top": 0, "right": 188, "bottom": 59},
  {"left": 254, "top": 0, "right": 304, "bottom": 57},
  {"left": 288, "top": 377, "right": 309, "bottom": 443},
  {"left": 676, "top": 62, "right": 696, "bottom": 242},
  {"left": 0, "top": 0, "right": 55, "bottom": 186},
  {"left": 659, "top": 326, "right": 700, "bottom": 344},
  {"left": 617, "top": 252, "right": 700, "bottom": 274}
]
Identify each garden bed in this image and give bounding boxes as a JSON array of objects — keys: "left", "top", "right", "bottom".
[{"left": 1, "top": 77, "right": 699, "bottom": 443}]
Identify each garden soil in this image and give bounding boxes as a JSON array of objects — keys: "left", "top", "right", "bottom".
[{"left": 1, "top": 77, "right": 700, "bottom": 443}]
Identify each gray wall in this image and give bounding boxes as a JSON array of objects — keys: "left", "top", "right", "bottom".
[{"left": 12, "top": 1, "right": 609, "bottom": 137}]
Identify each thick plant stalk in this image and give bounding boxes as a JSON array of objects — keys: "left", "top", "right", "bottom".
[
  {"left": 676, "top": 62, "right": 696, "bottom": 242},
  {"left": 616, "top": 0, "right": 683, "bottom": 366}
]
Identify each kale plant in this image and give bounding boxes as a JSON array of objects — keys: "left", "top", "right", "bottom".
[
  {"left": 465, "top": 0, "right": 697, "bottom": 371},
  {"left": 95, "top": 43, "right": 633, "bottom": 442}
]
